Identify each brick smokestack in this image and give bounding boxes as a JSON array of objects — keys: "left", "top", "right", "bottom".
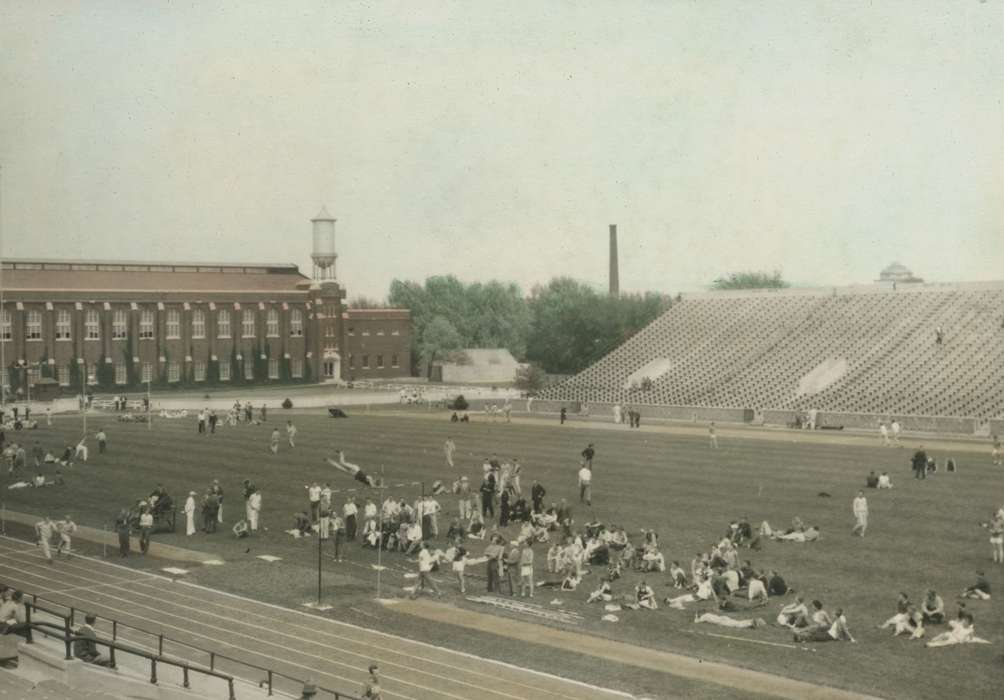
[{"left": 609, "top": 224, "right": 619, "bottom": 296}]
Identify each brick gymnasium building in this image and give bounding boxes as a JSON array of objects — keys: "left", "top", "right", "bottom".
[{"left": 0, "top": 209, "right": 411, "bottom": 396}]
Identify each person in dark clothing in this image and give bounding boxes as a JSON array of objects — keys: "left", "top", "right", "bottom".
[
  {"left": 912, "top": 448, "right": 928, "bottom": 480},
  {"left": 115, "top": 509, "right": 131, "bottom": 557},
  {"left": 531, "top": 481, "right": 546, "bottom": 513},
  {"left": 581, "top": 444, "right": 595, "bottom": 469},
  {"left": 480, "top": 476, "right": 496, "bottom": 519},
  {"left": 203, "top": 492, "right": 218, "bottom": 533},
  {"left": 767, "top": 570, "right": 788, "bottom": 596},
  {"left": 865, "top": 471, "right": 879, "bottom": 488},
  {"left": 499, "top": 490, "right": 511, "bottom": 527},
  {"left": 560, "top": 407, "right": 567, "bottom": 425}
]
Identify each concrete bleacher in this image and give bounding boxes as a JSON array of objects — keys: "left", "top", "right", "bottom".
[{"left": 541, "top": 282, "right": 1004, "bottom": 420}]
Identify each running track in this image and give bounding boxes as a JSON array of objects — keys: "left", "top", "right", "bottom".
[{"left": 0, "top": 536, "right": 629, "bottom": 700}]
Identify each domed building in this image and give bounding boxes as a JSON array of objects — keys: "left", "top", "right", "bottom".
[{"left": 877, "top": 262, "right": 924, "bottom": 284}]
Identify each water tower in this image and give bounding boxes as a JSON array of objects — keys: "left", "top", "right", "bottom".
[{"left": 311, "top": 207, "right": 338, "bottom": 283}]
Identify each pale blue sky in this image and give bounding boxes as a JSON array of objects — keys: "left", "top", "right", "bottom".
[{"left": 1, "top": 1, "right": 1001, "bottom": 298}]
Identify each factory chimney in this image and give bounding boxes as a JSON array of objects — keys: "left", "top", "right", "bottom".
[{"left": 609, "top": 224, "right": 619, "bottom": 296}]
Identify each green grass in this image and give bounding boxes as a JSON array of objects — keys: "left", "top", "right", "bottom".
[{"left": 2, "top": 411, "right": 1002, "bottom": 700}]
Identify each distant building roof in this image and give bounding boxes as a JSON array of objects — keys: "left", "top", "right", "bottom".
[
  {"left": 878, "top": 262, "right": 923, "bottom": 283},
  {"left": 312, "top": 206, "right": 335, "bottom": 221},
  {"left": 1, "top": 258, "right": 309, "bottom": 293}
]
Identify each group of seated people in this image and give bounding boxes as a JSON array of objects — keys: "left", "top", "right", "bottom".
[
  {"left": 777, "top": 597, "right": 856, "bottom": 642},
  {"left": 865, "top": 471, "right": 894, "bottom": 489},
  {"left": 6, "top": 470, "right": 65, "bottom": 490},
  {"left": 759, "top": 517, "right": 820, "bottom": 543},
  {"left": 876, "top": 589, "right": 990, "bottom": 646},
  {"left": 0, "top": 588, "right": 27, "bottom": 637}
]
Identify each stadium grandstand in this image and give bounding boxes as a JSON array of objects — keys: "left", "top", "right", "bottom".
[{"left": 540, "top": 281, "right": 1004, "bottom": 421}]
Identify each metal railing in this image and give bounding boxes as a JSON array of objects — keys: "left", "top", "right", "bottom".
[
  {"left": 24, "top": 592, "right": 361, "bottom": 700},
  {"left": 25, "top": 603, "right": 236, "bottom": 699}
]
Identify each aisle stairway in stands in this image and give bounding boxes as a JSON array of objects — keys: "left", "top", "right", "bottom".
[{"left": 542, "top": 283, "right": 1004, "bottom": 418}]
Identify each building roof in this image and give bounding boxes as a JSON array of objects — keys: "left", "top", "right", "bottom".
[
  {"left": 312, "top": 206, "right": 335, "bottom": 221},
  {"left": 343, "top": 308, "right": 410, "bottom": 320},
  {"left": 881, "top": 262, "right": 912, "bottom": 275},
  {"left": 1, "top": 258, "right": 310, "bottom": 293}
]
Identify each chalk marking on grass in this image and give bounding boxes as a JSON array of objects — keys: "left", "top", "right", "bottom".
[{"left": 688, "top": 629, "right": 799, "bottom": 650}]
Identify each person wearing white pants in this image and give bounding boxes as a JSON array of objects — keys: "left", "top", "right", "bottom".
[
  {"left": 695, "top": 612, "right": 765, "bottom": 629},
  {"left": 248, "top": 490, "right": 261, "bottom": 533},
  {"left": 184, "top": 491, "right": 197, "bottom": 536}
]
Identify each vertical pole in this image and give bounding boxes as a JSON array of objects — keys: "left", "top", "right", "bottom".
[
  {"left": 103, "top": 524, "right": 107, "bottom": 558},
  {"left": 316, "top": 516, "right": 322, "bottom": 607},
  {"left": 376, "top": 465, "right": 384, "bottom": 600},
  {"left": 147, "top": 379, "right": 151, "bottom": 430},
  {"left": 1, "top": 502, "right": 6, "bottom": 536}
]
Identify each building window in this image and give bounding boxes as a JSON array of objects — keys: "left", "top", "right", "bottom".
[
  {"left": 192, "top": 310, "right": 206, "bottom": 339},
  {"left": 347, "top": 327, "right": 354, "bottom": 336},
  {"left": 348, "top": 354, "right": 354, "bottom": 370},
  {"left": 139, "top": 310, "right": 155, "bottom": 339},
  {"left": 1, "top": 310, "right": 10, "bottom": 341},
  {"left": 58, "top": 365, "right": 71, "bottom": 387},
  {"left": 167, "top": 361, "right": 180, "bottom": 383},
  {"left": 217, "top": 310, "right": 231, "bottom": 338},
  {"left": 325, "top": 324, "right": 337, "bottom": 338},
  {"left": 88, "top": 363, "right": 99, "bottom": 386},
  {"left": 141, "top": 362, "right": 153, "bottom": 383},
  {"left": 242, "top": 309, "right": 256, "bottom": 338},
  {"left": 268, "top": 358, "right": 279, "bottom": 379},
  {"left": 362, "top": 354, "right": 369, "bottom": 369},
  {"left": 376, "top": 354, "right": 384, "bottom": 369},
  {"left": 290, "top": 309, "right": 303, "bottom": 337},
  {"left": 392, "top": 353, "right": 399, "bottom": 368},
  {"left": 166, "top": 310, "right": 181, "bottom": 339},
  {"left": 361, "top": 329, "right": 370, "bottom": 336},
  {"left": 266, "top": 309, "right": 279, "bottom": 337},
  {"left": 219, "top": 360, "right": 231, "bottom": 381},
  {"left": 55, "top": 310, "right": 72, "bottom": 340},
  {"left": 291, "top": 358, "right": 303, "bottom": 378},
  {"left": 85, "top": 310, "right": 100, "bottom": 340},
  {"left": 376, "top": 328, "right": 384, "bottom": 336},
  {"left": 115, "top": 363, "right": 127, "bottom": 385},
  {"left": 194, "top": 360, "right": 206, "bottom": 382},
  {"left": 27, "top": 310, "right": 42, "bottom": 340},
  {"left": 392, "top": 329, "right": 400, "bottom": 336},
  {"left": 112, "top": 310, "right": 128, "bottom": 339},
  {"left": 243, "top": 356, "right": 254, "bottom": 380}
]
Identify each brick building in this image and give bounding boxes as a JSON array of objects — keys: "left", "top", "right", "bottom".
[{"left": 0, "top": 209, "right": 411, "bottom": 396}]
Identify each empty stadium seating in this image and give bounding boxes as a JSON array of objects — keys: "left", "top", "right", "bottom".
[{"left": 540, "top": 283, "right": 1004, "bottom": 419}]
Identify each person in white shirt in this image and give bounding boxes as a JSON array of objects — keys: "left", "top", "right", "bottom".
[
  {"left": 343, "top": 498, "right": 359, "bottom": 541},
  {"left": 709, "top": 423, "right": 719, "bottom": 448},
  {"left": 578, "top": 466, "right": 592, "bottom": 506},
  {"left": 74, "top": 437, "right": 88, "bottom": 462},
  {"left": 878, "top": 472, "right": 893, "bottom": 489},
  {"left": 35, "top": 516, "right": 55, "bottom": 563},
  {"left": 96, "top": 430, "right": 107, "bottom": 454},
  {"left": 444, "top": 438, "right": 456, "bottom": 468},
  {"left": 852, "top": 491, "right": 868, "bottom": 537},
  {"left": 248, "top": 490, "right": 262, "bottom": 533},
  {"left": 184, "top": 491, "right": 197, "bottom": 536},
  {"left": 891, "top": 420, "right": 901, "bottom": 444},
  {"left": 423, "top": 496, "right": 441, "bottom": 538},
  {"left": 411, "top": 543, "right": 441, "bottom": 599},
  {"left": 510, "top": 459, "right": 523, "bottom": 496},
  {"left": 363, "top": 498, "right": 377, "bottom": 527},
  {"left": 56, "top": 515, "right": 77, "bottom": 557},
  {"left": 879, "top": 422, "right": 890, "bottom": 446},
  {"left": 306, "top": 482, "right": 322, "bottom": 523},
  {"left": 270, "top": 428, "right": 280, "bottom": 454},
  {"left": 139, "top": 508, "right": 154, "bottom": 554},
  {"left": 926, "top": 614, "right": 990, "bottom": 647},
  {"left": 286, "top": 420, "right": 297, "bottom": 447},
  {"left": 455, "top": 476, "right": 472, "bottom": 521}
]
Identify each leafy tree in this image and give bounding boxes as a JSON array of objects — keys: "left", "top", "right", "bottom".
[
  {"left": 347, "top": 295, "right": 388, "bottom": 309},
  {"left": 710, "top": 270, "right": 789, "bottom": 290},
  {"left": 525, "top": 278, "right": 672, "bottom": 374},
  {"left": 418, "top": 316, "right": 463, "bottom": 377},
  {"left": 514, "top": 363, "right": 547, "bottom": 394}
]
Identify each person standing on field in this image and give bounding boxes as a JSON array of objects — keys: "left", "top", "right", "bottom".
[
  {"left": 248, "top": 488, "right": 262, "bottom": 534},
  {"left": 578, "top": 464, "right": 592, "bottom": 506},
  {"left": 852, "top": 491, "right": 868, "bottom": 537},
  {"left": 891, "top": 419, "right": 901, "bottom": 445},
  {"left": 286, "top": 420, "right": 297, "bottom": 448},
  {"left": 184, "top": 491, "right": 197, "bottom": 536},
  {"left": 270, "top": 428, "right": 280, "bottom": 454},
  {"left": 56, "top": 515, "right": 77, "bottom": 557},
  {"left": 709, "top": 423, "right": 719, "bottom": 448},
  {"left": 210, "top": 480, "right": 225, "bottom": 523},
  {"left": 879, "top": 422, "right": 890, "bottom": 446}
]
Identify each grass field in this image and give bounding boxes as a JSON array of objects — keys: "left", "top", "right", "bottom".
[{"left": 2, "top": 409, "right": 1001, "bottom": 700}]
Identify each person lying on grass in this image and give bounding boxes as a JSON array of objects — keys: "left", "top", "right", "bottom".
[{"left": 925, "top": 613, "right": 990, "bottom": 647}]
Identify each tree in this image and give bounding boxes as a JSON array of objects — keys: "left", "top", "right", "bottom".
[
  {"left": 418, "top": 316, "right": 463, "bottom": 377},
  {"left": 710, "top": 270, "right": 789, "bottom": 290},
  {"left": 524, "top": 279, "right": 671, "bottom": 375},
  {"left": 347, "top": 295, "right": 387, "bottom": 309},
  {"left": 514, "top": 363, "right": 547, "bottom": 394}
]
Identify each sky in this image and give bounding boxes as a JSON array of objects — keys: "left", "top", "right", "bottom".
[{"left": 1, "top": 1, "right": 1002, "bottom": 299}]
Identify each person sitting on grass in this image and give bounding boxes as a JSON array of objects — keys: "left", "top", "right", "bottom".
[
  {"left": 669, "top": 560, "right": 688, "bottom": 588},
  {"left": 878, "top": 472, "right": 893, "bottom": 489},
  {"left": 879, "top": 603, "right": 924, "bottom": 639},
  {"left": 925, "top": 613, "right": 990, "bottom": 647},
  {"left": 960, "top": 571, "right": 991, "bottom": 600},
  {"left": 796, "top": 608, "right": 856, "bottom": 643},
  {"left": 921, "top": 590, "right": 945, "bottom": 624},
  {"left": 777, "top": 596, "right": 809, "bottom": 628},
  {"left": 361, "top": 519, "right": 380, "bottom": 548},
  {"left": 866, "top": 471, "right": 879, "bottom": 488},
  {"left": 666, "top": 574, "right": 716, "bottom": 610},
  {"left": 634, "top": 581, "right": 658, "bottom": 610},
  {"left": 292, "top": 511, "right": 311, "bottom": 537},
  {"left": 792, "top": 600, "right": 832, "bottom": 641},
  {"left": 587, "top": 578, "right": 614, "bottom": 604}
]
